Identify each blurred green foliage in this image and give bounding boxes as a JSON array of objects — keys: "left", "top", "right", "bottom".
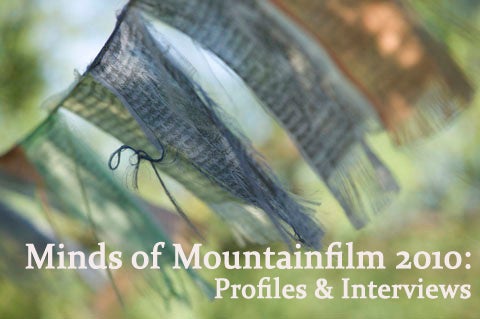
[
  {"left": 0, "top": 0, "right": 45, "bottom": 155},
  {"left": 0, "top": 0, "right": 43, "bottom": 111},
  {"left": 0, "top": 0, "right": 479, "bottom": 318}
]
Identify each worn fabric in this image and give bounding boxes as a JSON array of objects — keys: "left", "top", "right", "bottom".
[
  {"left": 132, "top": 0, "right": 399, "bottom": 227},
  {"left": 62, "top": 74, "right": 281, "bottom": 245},
  {"left": 62, "top": 9, "right": 323, "bottom": 248},
  {"left": 269, "top": 0, "right": 474, "bottom": 143},
  {"left": 20, "top": 111, "right": 202, "bottom": 298}
]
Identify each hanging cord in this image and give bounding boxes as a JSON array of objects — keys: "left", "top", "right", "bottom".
[{"left": 108, "top": 145, "right": 203, "bottom": 239}]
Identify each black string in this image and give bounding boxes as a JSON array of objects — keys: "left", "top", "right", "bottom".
[{"left": 108, "top": 145, "right": 203, "bottom": 239}]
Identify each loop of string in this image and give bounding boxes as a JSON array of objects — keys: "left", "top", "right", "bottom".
[
  {"left": 108, "top": 144, "right": 203, "bottom": 239},
  {"left": 109, "top": 145, "right": 165, "bottom": 170}
]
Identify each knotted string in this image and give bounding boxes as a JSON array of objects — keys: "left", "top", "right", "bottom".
[
  {"left": 108, "top": 145, "right": 203, "bottom": 239},
  {"left": 109, "top": 145, "right": 165, "bottom": 189}
]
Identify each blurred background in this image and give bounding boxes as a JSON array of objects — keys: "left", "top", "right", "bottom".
[{"left": 0, "top": 0, "right": 479, "bottom": 318}]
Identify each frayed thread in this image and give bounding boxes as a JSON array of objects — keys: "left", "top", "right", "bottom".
[
  {"left": 326, "top": 141, "right": 400, "bottom": 229},
  {"left": 108, "top": 144, "right": 203, "bottom": 239}
]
